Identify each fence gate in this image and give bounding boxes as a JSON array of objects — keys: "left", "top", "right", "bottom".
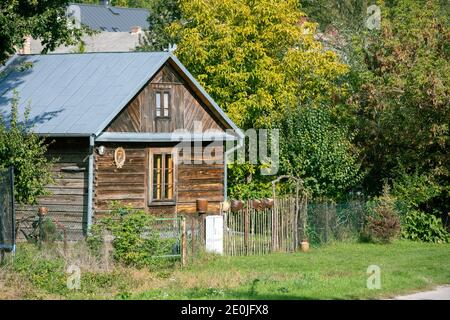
[
  {"left": 222, "top": 176, "right": 308, "bottom": 256},
  {"left": 0, "top": 167, "right": 15, "bottom": 260}
]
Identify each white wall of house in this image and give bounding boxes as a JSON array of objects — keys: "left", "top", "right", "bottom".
[{"left": 27, "top": 31, "right": 144, "bottom": 54}]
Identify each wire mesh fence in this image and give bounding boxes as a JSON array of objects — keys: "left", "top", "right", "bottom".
[
  {"left": 306, "top": 198, "right": 367, "bottom": 246},
  {"left": 150, "top": 217, "right": 182, "bottom": 259},
  {"left": 0, "top": 167, "right": 15, "bottom": 254}
]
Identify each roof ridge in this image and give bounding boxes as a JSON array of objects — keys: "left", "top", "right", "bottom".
[
  {"left": 69, "top": 2, "right": 149, "bottom": 12},
  {"left": 16, "top": 51, "right": 169, "bottom": 57}
]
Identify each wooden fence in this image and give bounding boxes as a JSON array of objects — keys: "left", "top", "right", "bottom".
[{"left": 222, "top": 197, "right": 306, "bottom": 256}]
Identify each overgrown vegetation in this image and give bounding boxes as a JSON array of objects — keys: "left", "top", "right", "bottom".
[
  {"left": 401, "top": 210, "right": 448, "bottom": 243},
  {"left": 0, "top": 91, "right": 54, "bottom": 204},
  {"left": 87, "top": 202, "right": 178, "bottom": 268},
  {"left": 2, "top": 241, "right": 449, "bottom": 300},
  {"left": 362, "top": 188, "right": 401, "bottom": 243}
]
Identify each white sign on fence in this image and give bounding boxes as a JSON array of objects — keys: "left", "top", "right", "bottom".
[{"left": 205, "top": 215, "right": 223, "bottom": 255}]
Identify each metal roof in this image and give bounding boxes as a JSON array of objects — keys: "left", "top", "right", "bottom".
[
  {"left": 0, "top": 52, "right": 242, "bottom": 138},
  {"left": 68, "top": 3, "right": 149, "bottom": 32},
  {"left": 96, "top": 132, "right": 240, "bottom": 142}
]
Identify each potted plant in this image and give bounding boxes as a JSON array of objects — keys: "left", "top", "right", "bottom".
[{"left": 300, "top": 239, "right": 309, "bottom": 252}]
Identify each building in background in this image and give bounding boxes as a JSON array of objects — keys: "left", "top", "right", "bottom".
[{"left": 18, "top": 1, "right": 149, "bottom": 54}]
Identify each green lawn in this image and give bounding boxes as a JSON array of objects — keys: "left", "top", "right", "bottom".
[
  {"left": 132, "top": 240, "right": 450, "bottom": 300},
  {"left": 1, "top": 240, "right": 449, "bottom": 299}
]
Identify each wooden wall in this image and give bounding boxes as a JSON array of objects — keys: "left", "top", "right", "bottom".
[
  {"left": 105, "top": 64, "right": 224, "bottom": 133},
  {"left": 16, "top": 138, "right": 89, "bottom": 240},
  {"left": 98, "top": 62, "right": 228, "bottom": 216},
  {"left": 93, "top": 143, "right": 224, "bottom": 216}
]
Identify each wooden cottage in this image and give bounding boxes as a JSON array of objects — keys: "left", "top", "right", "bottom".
[{"left": 0, "top": 52, "right": 243, "bottom": 239}]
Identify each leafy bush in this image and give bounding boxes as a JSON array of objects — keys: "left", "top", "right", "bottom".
[
  {"left": 0, "top": 91, "right": 54, "bottom": 204},
  {"left": 280, "top": 106, "right": 363, "bottom": 199},
  {"left": 88, "top": 202, "right": 177, "bottom": 268},
  {"left": 401, "top": 210, "right": 448, "bottom": 243},
  {"left": 392, "top": 170, "right": 442, "bottom": 211},
  {"left": 11, "top": 244, "right": 67, "bottom": 295},
  {"left": 362, "top": 188, "right": 401, "bottom": 243}
]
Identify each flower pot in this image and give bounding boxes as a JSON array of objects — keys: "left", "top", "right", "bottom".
[
  {"left": 262, "top": 198, "right": 274, "bottom": 209},
  {"left": 38, "top": 207, "right": 48, "bottom": 217},
  {"left": 231, "top": 200, "right": 244, "bottom": 212},
  {"left": 301, "top": 240, "right": 309, "bottom": 252},
  {"left": 196, "top": 198, "right": 208, "bottom": 214},
  {"left": 251, "top": 199, "right": 262, "bottom": 210}
]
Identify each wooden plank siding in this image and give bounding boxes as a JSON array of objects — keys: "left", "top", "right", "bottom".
[
  {"left": 98, "top": 62, "right": 227, "bottom": 216},
  {"left": 105, "top": 64, "right": 224, "bottom": 133},
  {"left": 15, "top": 138, "right": 89, "bottom": 239},
  {"left": 93, "top": 143, "right": 224, "bottom": 216}
]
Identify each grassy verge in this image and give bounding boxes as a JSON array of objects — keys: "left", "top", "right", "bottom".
[{"left": 1, "top": 241, "right": 449, "bottom": 299}]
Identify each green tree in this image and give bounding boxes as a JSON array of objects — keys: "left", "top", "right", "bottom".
[
  {"left": 352, "top": 0, "right": 449, "bottom": 198},
  {"left": 169, "top": 0, "right": 348, "bottom": 129},
  {"left": 0, "top": 0, "right": 85, "bottom": 64},
  {"left": 280, "top": 106, "right": 363, "bottom": 198},
  {"left": 136, "top": 0, "right": 181, "bottom": 51},
  {"left": 0, "top": 92, "right": 54, "bottom": 204}
]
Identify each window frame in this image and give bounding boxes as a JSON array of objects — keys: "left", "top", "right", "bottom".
[
  {"left": 148, "top": 148, "right": 176, "bottom": 206},
  {"left": 154, "top": 90, "right": 171, "bottom": 119}
]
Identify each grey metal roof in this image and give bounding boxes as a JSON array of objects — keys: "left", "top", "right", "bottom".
[
  {"left": 0, "top": 52, "right": 242, "bottom": 138},
  {"left": 69, "top": 3, "right": 149, "bottom": 32},
  {"left": 96, "top": 132, "right": 240, "bottom": 142}
]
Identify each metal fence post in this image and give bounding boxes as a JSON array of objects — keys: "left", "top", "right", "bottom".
[
  {"left": 244, "top": 205, "right": 249, "bottom": 255},
  {"left": 181, "top": 216, "right": 187, "bottom": 266}
]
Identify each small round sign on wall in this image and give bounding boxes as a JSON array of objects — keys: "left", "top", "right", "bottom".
[{"left": 114, "top": 147, "right": 126, "bottom": 168}]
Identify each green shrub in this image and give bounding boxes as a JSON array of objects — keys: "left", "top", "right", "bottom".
[
  {"left": 392, "top": 170, "right": 442, "bottom": 211},
  {"left": 0, "top": 91, "right": 54, "bottom": 204},
  {"left": 87, "top": 202, "right": 177, "bottom": 268},
  {"left": 401, "top": 210, "right": 448, "bottom": 243},
  {"left": 362, "top": 188, "right": 401, "bottom": 243},
  {"left": 11, "top": 244, "right": 67, "bottom": 295}
]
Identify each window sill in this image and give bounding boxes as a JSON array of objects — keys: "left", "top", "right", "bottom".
[{"left": 148, "top": 201, "right": 176, "bottom": 207}]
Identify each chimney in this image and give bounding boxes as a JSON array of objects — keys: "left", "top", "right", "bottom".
[
  {"left": 130, "top": 26, "right": 142, "bottom": 34},
  {"left": 99, "top": 0, "right": 109, "bottom": 5}
]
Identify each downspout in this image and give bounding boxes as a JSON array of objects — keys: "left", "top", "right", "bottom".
[
  {"left": 86, "top": 134, "right": 95, "bottom": 234},
  {"left": 224, "top": 132, "right": 244, "bottom": 201}
]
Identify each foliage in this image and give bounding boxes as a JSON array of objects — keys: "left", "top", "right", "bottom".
[
  {"left": 280, "top": 106, "right": 363, "bottom": 198},
  {"left": 88, "top": 202, "right": 177, "bottom": 268},
  {"left": 401, "top": 210, "right": 448, "bottom": 243},
  {"left": 20, "top": 216, "right": 62, "bottom": 244},
  {"left": 392, "top": 169, "right": 443, "bottom": 212},
  {"left": 362, "top": 187, "right": 401, "bottom": 243},
  {"left": 136, "top": 0, "right": 181, "bottom": 51},
  {"left": 350, "top": 0, "right": 449, "bottom": 196},
  {"left": 0, "top": 91, "right": 54, "bottom": 205},
  {"left": 227, "top": 162, "right": 272, "bottom": 200},
  {"left": 168, "top": 0, "right": 348, "bottom": 129},
  {"left": 0, "top": 0, "right": 85, "bottom": 64},
  {"left": 11, "top": 244, "right": 67, "bottom": 295},
  {"left": 78, "top": 0, "right": 152, "bottom": 8},
  {"left": 3, "top": 243, "right": 136, "bottom": 298}
]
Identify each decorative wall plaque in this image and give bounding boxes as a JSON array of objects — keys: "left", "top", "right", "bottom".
[{"left": 114, "top": 147, "right": 126, "bottom": 168}]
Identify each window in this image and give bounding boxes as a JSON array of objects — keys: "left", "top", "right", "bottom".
[
  {"left": 150, "top": 153, "right": 174, "bottom": 203},
  {"left": 155, "top": 91, "right": 170, "bottom": 117}
]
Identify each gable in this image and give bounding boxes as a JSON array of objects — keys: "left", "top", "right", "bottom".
[{"left": 105, "top": 63, "right": 225, "bottom": 134}]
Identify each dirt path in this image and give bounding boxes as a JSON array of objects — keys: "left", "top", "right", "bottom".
[{"left": 393, "top": 286, "right": 450, "bottom": 300}]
